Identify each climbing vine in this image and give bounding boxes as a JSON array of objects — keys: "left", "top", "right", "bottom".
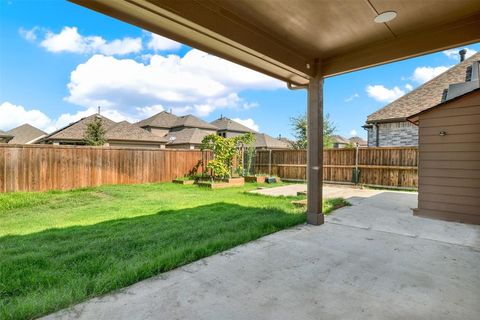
[{"left": 201, "top": 133, "right": 255, "bottom": 179}]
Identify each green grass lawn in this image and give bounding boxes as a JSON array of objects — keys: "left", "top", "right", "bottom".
[{"left": 0, "top": 182, "right": 346, "bottom": 320}]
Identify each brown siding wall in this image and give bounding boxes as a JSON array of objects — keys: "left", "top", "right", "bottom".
[{"left": 416, "top": 91, "right": 480, "bottom": 224}]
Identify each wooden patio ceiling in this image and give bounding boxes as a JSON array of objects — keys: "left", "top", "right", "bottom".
[{"left": 70, "top": 0, "right": 480, "bottom": 85}]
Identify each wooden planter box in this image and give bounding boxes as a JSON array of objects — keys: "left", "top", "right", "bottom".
[
  {"left": 244, "top": 175, "right": 267, "bottom": 183},
  {"left": 173, "top": 179, "right": 196, "bottom": 185},
  {"left": 197, "top": 177, "right": 245, "bottom": 189}
]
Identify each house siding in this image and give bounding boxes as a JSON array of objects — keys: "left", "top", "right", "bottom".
[
  {"left": 415, "top": 90, "right": 480, "bottom": 225},
  {"left": 147, "top": 127, "right": 170, "bottom": 137},
  {"left": 367, "top": 121, "right": 418, "bottom": 147}
]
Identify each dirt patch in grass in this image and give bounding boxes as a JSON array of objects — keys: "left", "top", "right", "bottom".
[{"left": 291, "top": 197, "right": 350, "bottom": 214}]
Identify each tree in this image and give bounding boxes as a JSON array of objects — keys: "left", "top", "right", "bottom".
[
  {"left": 201, "top": 133, "right": 255, "bottom": 179},
  {"left": 84, "top": 116, "right": 107, "bottom": 146},
  {"left": 289, "top": 113, "right": 336, "bottom": 149}
]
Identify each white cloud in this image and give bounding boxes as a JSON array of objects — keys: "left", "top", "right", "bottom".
[
  {"left": 349, "top": 129, "right": 357, "bottom": 137},
  {"left": 19, "top": 27, "right": 39, "bottom": 42},
  {"left": 443, "top": 48, "right": 477, "bottom": 60},
  {"left": 232, "top": 118, "right": 259, "bottom": 132},
  {"left": 366, "top": 85, "right": 405, "bottom": 103},
  {"left": 147, "top": 33, "right": 182, "bottom": 51},
  {"left": 405, "top": 83, "right": 413, "bottom": 91},
  {"left": 0, "top": 102, "right": 53, "bottom": 132},
  {"left": 39, "top": 26, "right": 142, "bottom": 55},
  {"left": 53, "top": 107, "right": 135, "bottom": 130},
  {"left": 136, "top": 105, "right": 165, "bottom": 118},
  {"left": 345, "top": 93, "right": 359, "bottom": 102},
  {"left": 0, "top": 102, "right": 136, "bottom": 133},
  {"left": 64, "top": 50, "right": 282, "bottom": 118},
  {"left": 411, "top": 66, "right": 450, "bottom": 84}
]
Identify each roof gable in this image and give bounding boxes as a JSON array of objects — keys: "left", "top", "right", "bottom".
[
  {"left": 254, "top": 133, "right": 290, "bottom": 149},
  {"left": 135, "top": 111, "right": 178, "bottom": 128},
  {"left": 172, "top": 115, "right": 217, "bottom": 130},
  {"left": 211, "top": 117, "right": 256, "bottom": 133},
  {"left": 7, "top": 124, "right": 46, "bottom": 144},
  {"left": 331, "top": 135, "right": 349, "bottom": 144},
  {"left": 348, "top": 136, "right": 367, "bottom": 146},
  {"left": 367, "top": 52, "right": 480, "bottom": 123},
  {"left": 43, "top": 114, "right": 117, "bottom": 141}
]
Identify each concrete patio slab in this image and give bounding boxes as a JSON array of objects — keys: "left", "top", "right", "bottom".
[{"left": 43, "top": 186, "right": 480, "bottom": 320}]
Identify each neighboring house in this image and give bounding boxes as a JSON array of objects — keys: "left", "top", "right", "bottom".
[
  {"left": 136, "top": 111, "right": 178, "bottom": 137},
  {"left": 253, "top": 133, "right": 290, "bottom": 149},
  {"left": 330, "top": 135, "right": 350, "bottom": 148},
  {"left": 210, "top": 116, "right": 255, "bottom": 138},
  {"left": 164, "top": 128, "right": 209, "bottom": 149},
  {"left": 211, "top": 116, "right": 290, "bottom": 149},
  {"left": 0, "top": 130, "right": 13, "bottom": 143},
  {"left": 6, "top": 124, "right": 46, "bottom": 144},
  {"left": 164, "top": 115, "right": 218, "bottom": 149},
  {"left": 407, "top": 64, "right": 480, "bottom": 224},
  {"left": 137, "top": 113, "right": 289, "bottom": 150},
  {"left": 277, "top": 134, "right": 294, "bottom": 147},
  {"left": 39, "top": 114, "right": 167, "bottom": 148},
  {"left": 348, "top": 136, "right": 367, "bottom": 147},
  {"left": 170, "top": 115, "right": 218, "bottom": 134},
  {"left": 363, "top": 51, "right": 480, "bottom": 147},
  {"left": 137, "top": 112, "right": 218, "bottom": 149}
]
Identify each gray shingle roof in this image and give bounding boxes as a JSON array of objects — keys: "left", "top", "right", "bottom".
[
  {"left": 135, "top": 111, "right": 178, "bottom": 128},
  {"left": 331, "top": 135, "right": 349, "bottom": 144},
  {"left": 172, "top": 115, "right": 218, "bottom": 130},
  {"left": 41, "top": 114, "right": 166, "bottom": 144},
  {"left": 6, "top": 124, "right": 46, "bottom": 144},
  {"left": 254, "top": 133, "right": 290, "bottom": 149},
  {"left": 0, "top": 130, "right": 14, "bottom": 143},
  {"left": 367, "top": 52, "right": 480, "bottom": 123},
  {"left": 106, "top": 121, "right": 167, "bottom": 142},
  {"left": 348, "top": 136, "right": 367, "bottom": 146},
  {"left": 210, "top": 117, "right": 256, "bottom": 133},
  {"left": 165, "top": 128, "right": 211, "bottom": 145},
  {"left": 42, "top": 114, "right": 117, "bottom": 141}
]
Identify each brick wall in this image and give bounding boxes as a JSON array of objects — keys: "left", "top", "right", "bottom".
[{"left": 367, "top": 121, "right": 418, "bottom": 147}]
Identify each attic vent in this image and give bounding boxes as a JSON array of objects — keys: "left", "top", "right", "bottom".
[
  {"left": 465, "top": 65, "right": 472, "bottom": 82},
  {"left": 441, "top": 89, "right": 448, "bottom": 102}
]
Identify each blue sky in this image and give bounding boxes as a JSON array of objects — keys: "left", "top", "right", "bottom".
[{"left": 1, "top": 0, "right": 479, "bottom": 139}]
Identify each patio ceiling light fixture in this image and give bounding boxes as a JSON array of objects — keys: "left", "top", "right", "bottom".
[{"left": 374, "top": 11, "right": 397, "bottom": 23}]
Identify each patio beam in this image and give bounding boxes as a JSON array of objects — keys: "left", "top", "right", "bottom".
[{"left": 306, "top": 64, "right": 324, "bottom": 225}]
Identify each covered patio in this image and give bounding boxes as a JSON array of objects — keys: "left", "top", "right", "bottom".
[
  {"left": 43, "top": 186, "right": 480, "bottom": 319},
  {"left": 54, "top": 1, "right": 480, "bottom": 318},
  {"left": 70, "top": 0, "right": 480, "bottom": 224}
]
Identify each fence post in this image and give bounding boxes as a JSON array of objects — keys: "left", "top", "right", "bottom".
[
  {"left": 268, "top": 149, "right": 272, "bottom": 176},
  {"left": 354, "top": 144, "right": 359, "bottom": 185}
]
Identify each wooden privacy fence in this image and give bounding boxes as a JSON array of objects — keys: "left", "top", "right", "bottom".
[
  {"left": 0, "top": 145, "right": 212, "bottom": 192},
  {"left": 254, "top": 147, "right": 418, "bottom": 188}
]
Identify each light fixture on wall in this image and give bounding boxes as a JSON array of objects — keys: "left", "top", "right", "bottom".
[
  {"left": 374, "top": 11, "right": 397, "bottom": 23},
  {"left": 439, "top": 131, "right": 447, "bottom": 136}
]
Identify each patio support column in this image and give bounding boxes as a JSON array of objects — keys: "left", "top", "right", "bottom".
[{"left": 306, "top": 67, "right": 324, "bottom": 225}]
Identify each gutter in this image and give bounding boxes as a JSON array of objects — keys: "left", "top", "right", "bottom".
[
  {"left": 365, "top": 117, "right": 407, "bottom": 124},
  {"left": 287, "top": 82, "right": 308, "bottom": 90},
  {"left": 362, "top": 123, "right": 379, "bottom": 147}
]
